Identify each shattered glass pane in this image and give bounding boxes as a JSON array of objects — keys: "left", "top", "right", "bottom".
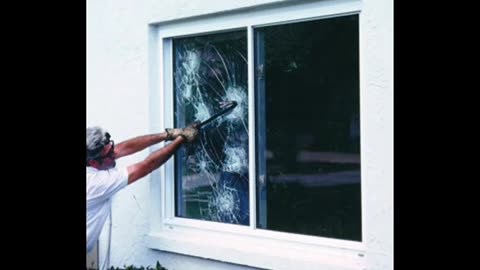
[{"left": 173, "top": 30, "right": 249, "bottom": 225}]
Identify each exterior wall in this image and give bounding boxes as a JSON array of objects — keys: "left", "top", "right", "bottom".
[
  {"left": 87, "top": 0, "right": 392, "bottom": 269},
  {"left": 360, "top": 0, "right": 393, "bottom": 268}
]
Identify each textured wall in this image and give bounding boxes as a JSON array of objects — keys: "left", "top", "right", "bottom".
[
  {"left": 87, "top": 0, "right": 392, "bottom": 269},
  {"left": 360, "top": 0, "right": 393, "bottom": 269}
]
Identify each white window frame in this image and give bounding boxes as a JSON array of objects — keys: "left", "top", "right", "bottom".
[{"left": 147, "top": 1, "right": 365, "bottom": 269}]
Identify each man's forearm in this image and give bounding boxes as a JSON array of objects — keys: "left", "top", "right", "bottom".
[
  {"left": 115, "top": 133, "right": 169, "bottom": 158},
  {"left": 127, "top": 137, "right": 185, "bottom": 184},
  {"left": 142, "top": 137, "right": 184, "bottom": 174}
]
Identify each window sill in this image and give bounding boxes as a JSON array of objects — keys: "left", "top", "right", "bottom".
[{"left": 147, "top": 228, "right": 365, "bottom": 270}]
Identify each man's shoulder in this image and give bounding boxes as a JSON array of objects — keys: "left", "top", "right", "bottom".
[
  {"left": 86, "top": 166, "right": 98, "bottom": 174},
  {"left": 87, "top": 166, "right": 120, "bottom": 175},
  {"left": 87, "top": 167, "right": 129, "bottom": 199},
  {"left": 87, "top": 167, "right": 128, "bottom": 185}
]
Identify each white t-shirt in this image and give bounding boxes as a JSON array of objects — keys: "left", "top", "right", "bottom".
[{"left": 86, "top": 166, "right": 128, "bottom": 253}]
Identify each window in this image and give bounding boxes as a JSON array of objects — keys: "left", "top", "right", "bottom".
[
  {"left": 150, "top": 1, "right": 365, "bottom": 269},
  {"left": 172, "top": 16, "right": 361, "bottom": 240}
]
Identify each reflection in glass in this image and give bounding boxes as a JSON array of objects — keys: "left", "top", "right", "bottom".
[
  {"left": 255, "top": 15, "right": 361, "bottom": 240},
  {"left": 174, "top": 30, "right": 249, "bottom": 225}
]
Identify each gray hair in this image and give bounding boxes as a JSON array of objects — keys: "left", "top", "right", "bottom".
[{"left": 86, "top": 126, "right": 110, "bottom": 163}]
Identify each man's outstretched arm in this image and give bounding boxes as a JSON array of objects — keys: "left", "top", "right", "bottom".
[
  {"left": 126, "top": 136, "right": 186, "bottom": 185},
  {"left": 113, "top": 122, "right": 198, "bottom": 159},
  {"left": 125, "top": 123, "right": 199, "bottom": 185},
  {"left": 113, "top": 132, "right": 170, "bottom": 159}
]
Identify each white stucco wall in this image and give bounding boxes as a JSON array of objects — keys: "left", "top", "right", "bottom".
[{"left": 87, "top": 0, "right": 393, "bottom": 269}]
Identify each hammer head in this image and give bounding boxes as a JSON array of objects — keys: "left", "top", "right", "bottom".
[{"left": 219, "top": 100, "right": 238, "bottom": 109}]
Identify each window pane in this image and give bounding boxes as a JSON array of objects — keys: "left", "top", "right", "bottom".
[
  {"left": 174, "top": 30, "right": 249, "bottom": 225},
  {"left": 255, "top": 15, "right": 361, "bottom": 241}
]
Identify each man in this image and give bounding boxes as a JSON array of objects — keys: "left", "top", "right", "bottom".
[{"left": 86, "top": 123, "right": 199, "bottom": 253}]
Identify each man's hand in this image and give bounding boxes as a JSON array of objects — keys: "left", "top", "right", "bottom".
[
  {"left": 165, "top": 128, "right": 183, "bottom": 141},
  {"left": 181, "top": 121, "right": 200, "bottom": 143},
  {"left": 165, "top": 121, "right": 200, "bottom": 143}
]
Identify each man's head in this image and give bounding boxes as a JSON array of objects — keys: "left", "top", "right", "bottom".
[{"left": 86, "top": 127, "right": 116, "bottom": 170}]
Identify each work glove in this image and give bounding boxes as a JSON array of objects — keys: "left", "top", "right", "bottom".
[
  {"left": 165, "top": 121, "right": 200, "bottom": 143},
  {"left": 181, "top": 121, "right": 200, "bottom": 143},
  {"left": 165, "top": 128, "right": 183, "bottom": 141}
]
